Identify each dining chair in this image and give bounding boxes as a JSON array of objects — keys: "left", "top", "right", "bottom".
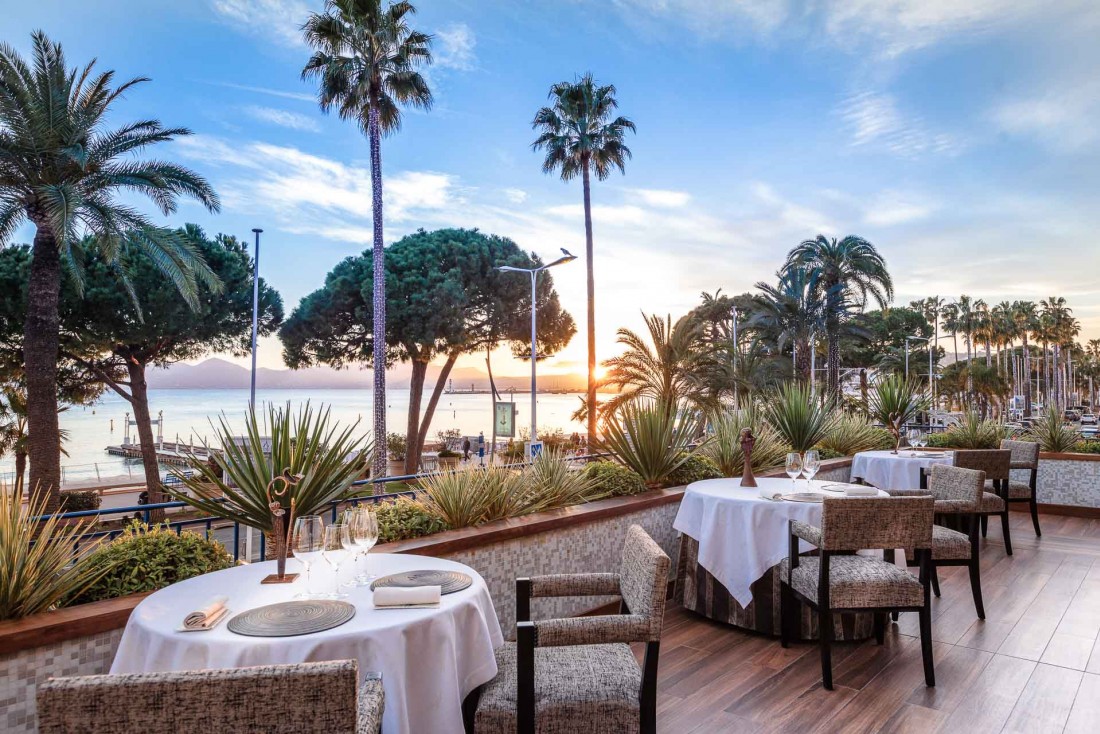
[
  {"left": 37, "top": 660, "right": 384, "bottom": 734},
  {"left": 470, "top": 524, "right": 670, "bottom": 734},
  {"left": 896, "top": 464, "right": 988, "bottom": 618},
  {"left": 1000, "top": 439, "right": 1042, "bottom": 536},
  {"left": 952, "top": 450, "right": 1013, "bottom": 555},
  {"left": 779, "top": 496, "right": 935, "bottom": 690}
]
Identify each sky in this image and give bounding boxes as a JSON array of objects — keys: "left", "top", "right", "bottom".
[{"left": 3, "top": 0, "right": 1100, "bottom": 382}]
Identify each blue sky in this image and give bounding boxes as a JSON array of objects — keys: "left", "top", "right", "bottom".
[{"left": 3, "top": 0, "right": 1099, "bottom": 378}]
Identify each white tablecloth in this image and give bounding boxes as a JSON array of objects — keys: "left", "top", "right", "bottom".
[
  {"left": 111, "top": 554, "right": 504, "bottom": 734},
  {"left": 672, "top": 477, "right": 886, "bottom": 607},
  {"left": 850, "top": 450, "right": 954, "bottom": 490}
]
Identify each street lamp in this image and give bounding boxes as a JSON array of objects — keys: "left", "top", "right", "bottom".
[
  {"left": 497, "top": 249, "right": 577, "bottom": 444},
  {"left": 249, "top": 228, "right": 262, "bottom": 409}
]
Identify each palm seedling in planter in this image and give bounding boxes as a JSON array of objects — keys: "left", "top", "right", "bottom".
[
  {"left": 867, "top": 375, "right": 929, "bottom": 453},
  {"left": 763, "top": 382, "right": 835, "bottom": 454},
  {"left": 167, "top": 403, "right": 372, "bottom": 560},
  {"left": 596, "top": 400, "right": 704, "bottom": 489}
]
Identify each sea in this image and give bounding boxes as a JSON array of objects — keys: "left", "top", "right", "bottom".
[{"left": 2, "top": 388, "right": 591, "bottom": 485}]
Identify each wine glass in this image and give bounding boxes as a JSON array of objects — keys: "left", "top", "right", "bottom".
[
  {"left": 907, "top": 428, "right": 921, "bottom": 455},
  {"left": 916, "top": 431, "right": 928, "bottom": 449},
  {"left": 322, "top": 523, "right": 351, "bottom": 599},
  {"left": 344, "top": 506, "right": 380, "bottom": 585},
  {"left": 802, "top": 449, "right": 820, "bottom": 487},
  {"left": 785, "top": 452, "right": 803, "bottom": 492},
  {"left": 292, "top": 515, "right": 325, "bottom": 599}
]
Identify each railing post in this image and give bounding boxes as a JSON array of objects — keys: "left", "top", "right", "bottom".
[{"left": 233, "top": 522, "right": 241, "bottom": 562}]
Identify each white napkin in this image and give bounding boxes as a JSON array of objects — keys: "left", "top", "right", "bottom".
[
  {"left": 844, "top": 486, "right": 879, "bottom": 497},
  {"left": 373, "top": 585, "right": 442, "bottom": 609},
  {"left": 183, "top": 595, "right": 228, "bottom": 630},
  {"left": 758, "top": 487, "right": 784, "bottom": 502}
]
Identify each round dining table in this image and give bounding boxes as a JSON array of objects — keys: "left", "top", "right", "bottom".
[
  {"left": 672, "top": 477, "right": 888, "bottom": 639},
  {"left": 850, "top": 449, "right": 954, "bottom": 490},
  {"left": 111, "top": 553, "right": 504, "bottom": 734}
]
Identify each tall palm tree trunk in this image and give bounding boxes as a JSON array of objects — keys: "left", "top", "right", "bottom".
[
  {"left": 368, "top": 103, "right": 387, "bottom": 490},
  {"left": 24, "top": 219, "right": 63, "bottom": 511},
  {"left": 126, "top": 361, "right": 166, "bottom": 521},
  {"left": 1023, "top": 335, "right": 1031, "bottom": 416},
  {"left": 582, "top": 160, "right": 597, "bottom": 445}
]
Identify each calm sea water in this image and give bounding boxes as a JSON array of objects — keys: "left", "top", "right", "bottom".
[{"left": 2, "top": 388, "right": 590, "bottom": 484}]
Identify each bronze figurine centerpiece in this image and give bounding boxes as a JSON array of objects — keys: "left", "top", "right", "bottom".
[
  {"left": 739, "top": 427, "right": 758, "bottom": 488},
  {"left": 261, "top": 468, "right": 303, "bottom": 585}
]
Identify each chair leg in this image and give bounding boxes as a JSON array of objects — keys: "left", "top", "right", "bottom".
[
  {"left": 919, "top": 606, "right": 935, "bottom": 687},
  {"left": 1030, "top": 497, "right": 1042, "bottom": 537},
  {"left": 1000, "top": 511, "right": 1013, "bottom": 556},
  {"left": 969, "top": 559, "right": 985, "bottom": 619},
  {"left": 873, "top": 613, "right": 885, "bottom": 645},
  {"left": 780, "top": 583, "right": 792, "bottom": 649},
  {"left": 818, "top": 609, "right": 833, "bottom": 690},
  {"left": 980, "top": 515, "right": 988, "bottom": 537},
  {"left": 930, "top": 565, "right": 941, "bottom": 598},
  {"left": 891, "top": 611, "right": 899, "bottom": 621}
]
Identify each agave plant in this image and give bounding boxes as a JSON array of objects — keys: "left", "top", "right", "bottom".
[
  {"left": 940, "top": 411, "right": 1010, "bottom": 449},
  {"left": 867, "top": 375, "right": 929, "bottom": 453},
  {"left": 597, "top": 400, "right": 704, "bottom": 488},
  {"left": 519, "top": 449, "right": 606, "bottom": 513},
  {"left": 763, "top": 383, "right": 834, "bottom": 453},
  {"left": 0, "top": 487, "right": 113, "bottom": 620},
  {"left": 167, "top": 402, "right": 372, "bottom": 537},
  {"left": 703, "top": 407, "right": 787, "bottom": 476},
  {"left": 1025, "top": 405, "right": 1079, "bottom": 453},
  {"left": 818, "top": 411, "right": 894, "bottom": 456}
]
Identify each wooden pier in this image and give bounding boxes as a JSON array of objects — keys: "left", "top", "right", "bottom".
[{"left": 105, "top": 441, "right": 216, "bottom": 467}]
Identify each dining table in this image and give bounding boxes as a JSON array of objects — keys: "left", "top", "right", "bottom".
[
  {"left": 111, "top": 553, "right": 504, "bottom": 734},
  {"left": 672, "top": 476, "right": 888, "bottom": 639},
  {"left": 850, "top": 449, "right": 955, "bottom": 490}
]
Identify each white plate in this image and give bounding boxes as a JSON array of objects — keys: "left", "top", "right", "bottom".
[{"left": 782, "top": 492, "right": 824, "bottom": 503}]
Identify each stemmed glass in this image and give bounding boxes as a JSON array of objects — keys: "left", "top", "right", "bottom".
[
  {"left": 907, "top": 428, "right": 921, "bottom": 455},
  {"left": 916, "top": 431, "right": 927, "bottom": 449},
  {"left": 343, "top": 506, "right": 380, "bottom": 586},
  {"left": 785, "top": 452, "right": 803, "bottom": 493},
  {"left": 802, "top": 449, "right": 820, "bottom": 487},
  {"left": 292, "top": 515, "right": 325, "bottom": 599},
  {"left": 322, "top": 523, "right": 351, "bottom": 599}
]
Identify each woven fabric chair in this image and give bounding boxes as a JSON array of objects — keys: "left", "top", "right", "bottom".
[
  {"left": 472, "top": 524, "right": 670, "bottom": 734},
  {"left": 779, "top": 496, "right": 935, "bottom": 690},
  {"left": 1000, "top": 439, "right": 1042, "bottom": 536},
  {"left": 952, "top": 449, "right": 1013, "bottom": 555},
  {"left": 37, "top": 660, "right": 383, "bottom": 734}
]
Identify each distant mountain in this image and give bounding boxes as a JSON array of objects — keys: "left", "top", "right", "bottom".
[{"left": 145, "top": 358, "right": 589, "bottom": 392}]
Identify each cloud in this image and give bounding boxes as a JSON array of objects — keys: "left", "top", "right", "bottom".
[
  {"left": 861, "top": 190, "right": 937, "bottom": 227},
  {"left": 434, "top": 23, "right": 477, "bottom": 71},
  {"left": 244, "top": 105, "right": 320, "bottom": 132},
  {"left": 609, "top": 0, "right": 791, "bottom": 39},
  {"left": 210, "top": 0, "right": 310, "bottom": 46},
  {"left": 838, "top": 91, "right": 959, "bottom": 157},
  {"left": 503, "top": 188, "right": 528, "bottom": 204},
  {"left": 630, "top": 189, "right": 691, "bottom": 208},
  {"left": 991, "top": 80, "right": 1100, "bottom": 152},
  {"left": 206, "top": 81, "right": 315, "bottom": 103}
]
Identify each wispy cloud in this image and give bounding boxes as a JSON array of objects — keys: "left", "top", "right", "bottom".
[
  {"left": 838, "top": 91, "right": 959, "bottom": 157},
  {"left": 991, "top": 79, "right": 1100, "bottom": 152},
  {"left": 206, "top": 80, "right": 315, "bottom": 103},
  {"left": 244, "top": 105, "right": 320, "bottom": 132},
  {"left": 210, "top": 0, "right": 310, "bottom": 47},
  {"left": 434, "top": 23, "right": 477, "bottom": 71},
  {"left": 609, "top": 0, "right": 791, "bottom": 39},
  {"left": 502, "top": 188, "right": 528, "bottom": 204},
  {"left": 630, "top": 189, "right": 691, "bottom": 208}
]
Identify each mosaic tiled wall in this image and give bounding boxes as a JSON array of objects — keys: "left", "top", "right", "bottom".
[
  {"left": 1034, "top": 458, "right": 1100, "bottom": 507},
  {"left": 0, "top": 628, "right": 123, "bottom": 734},
  {"left": 437, "top": 499, "right": 683, "bottom": 637}
]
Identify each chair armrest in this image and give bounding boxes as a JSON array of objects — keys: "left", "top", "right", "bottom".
[
  {"left": 357, "top": 672, "right": 384, "bottom": 734},
  {"left": 1009, "top": 461, "right": 1035, "bottom": 470},
  {"left": 528, "top": 573, "right": 621, "bottom": 598},
  {"left": 885, "top": 489, "right": 933, "bottom": 497},
  {"left": 933, "top": 499, "right": 977, "bottom": 514},
  {"left": 530, "top": 614, "right": 651, "bottom": 647},
  {"left": 790, "top": 520, "right": 822, "bottom": 547}
]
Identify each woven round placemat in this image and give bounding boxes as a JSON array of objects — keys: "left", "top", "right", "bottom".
[
  {"left": 227, "top": 600, "right": 355, "bottom": 637},
  {"left": 370, "top": 570, "right": 472, "bottom": 595}
]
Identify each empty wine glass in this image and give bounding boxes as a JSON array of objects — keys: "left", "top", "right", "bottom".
[
  {"left": 292, "top": 515, "right": 325, "bottom": 599},
  {"left": 802, "top": 449, "right": 820, "bottom": 487},
  {"left": 322, "top": 523, "right": 351, "bottom": 599},
  {"left": 343, "top": 506, "right": 380, "bottom": 585},
  {"left": 916, "top": 431, "right": 928, "bottom": 449},
  {"left": 785, "top": 452, "right": 803, "bottom": 492},
  {"left": 907, "top": 428, "right": 921, "bottom": 455}
]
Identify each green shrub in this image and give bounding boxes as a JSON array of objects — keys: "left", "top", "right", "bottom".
[
  {"left": 1075, "top": 441, "right": 1100, "bottom": 455},
  {"left": 59, "top": 490, "right": 101, "bottom": 513},
  {"left": 818, "top": 412, "right": 893, "bottom": 456},
  {"left": 1025, "top": 405, "right": 1081, "bottom": 453},
  {"left": 597, "top": 400, "right": 703, "bottom": 488},
  {"left": 867, "top": 375, "right": 928, "bottom": 449},
  {"left": 666, "top": 454, "right": 723, "bottom": 487},
  {"left": 386, "top": 432, "right": 407, "bottom": 461},
  {"left": 68, "top": 522, "right": 233, "bottom": 606},
  {"left": 816, "top": 447, "right": 845, "bottom": 460},
  {"left": 935, "top": 411, "right": 1009, "bottom": 449},
  {"left": 582, "top": 461, "right": 647, "bottom": 497},
  {"left": 375, "top": 497, "right": 447, "bottom": 543}
]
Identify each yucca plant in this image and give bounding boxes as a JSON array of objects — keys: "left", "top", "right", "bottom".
[
  {"left": 597, "top": 400, "right": 704, "bottom": 488},
  {"left": 763, "top": 383, "right": 835, "bottom": 453},
  {"left": 818, "top": 411, "right": 894, "bottom": 456},
  {"left": 867, "top": 375, "right": 929, "bottom": 453},
  {"left": 1026, "top": 405, "right": 1080, "bottom": 453},
  {"left": 940, "top": 411, "right": 1010, "bottom": 449},
  {"left": 703, "top": 407, "right": 788, "bottom": 476},
  {"left": 417, "top": 469, "right": 502, "bottom": 529},
  {"left": 0, "top": 487, "right": 113, "bottom": 620},
  {"left": 518, "top": 449, "right": 606, "bottom": 513},
  {"left": 168, "top": 402, "right": 372, "bottom": 537}
]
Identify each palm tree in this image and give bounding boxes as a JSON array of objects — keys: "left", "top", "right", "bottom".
[
  {"left": 911, "top": 296, "right": 944, "bottom": 404},
  {"left": 532, "top": 73, "right": 635, "bottom": 446},
  {"left": 1012, "top": 301, "right": 1038, "bottom": 415},
  {"left": 0, "top": 386, "right": 68, "bottom": 496},
  {"left": 941, "top": 302, "right": 960, "bottom": 365},
  {"left": 599, "top": 312, "right": 704, "bottom": 417},
  {"left": 783, "top": 235, "right": 893, "bottom": 403},
  {"left": 302, "top": 0, "right": 433, "bottom": 482},
  {"left": 0, "top": 33, "right": 219, "bottom": 510},
  {"left": 747, "top": 267, "right": 827, "bottom": 382}
]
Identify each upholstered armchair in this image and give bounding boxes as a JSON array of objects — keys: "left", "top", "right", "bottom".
[
  {"left": 472, "top": 524, "right": 670, "bottom": 734},
  {"left": 952, "top": 449, "right": 1013, "bottom": 555}
]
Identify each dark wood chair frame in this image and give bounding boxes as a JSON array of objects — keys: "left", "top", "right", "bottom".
[
  {"left": 1008, "top": 456, "right": 1042, "bottom": 537},
  {"left": 952, "top": 451, "right": 1014, "bottom": 556},
  {"left": 780, "top": 521, "right": 935, "bottom": 690}
]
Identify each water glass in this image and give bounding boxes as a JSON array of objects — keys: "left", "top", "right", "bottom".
[
  {"left": 785, "top": 452, "right": 803, "bottom": 491},
  {"left": 343, "top": 506, "right": 380, "bottom": 585},
  {"left": 802, "top": 450, "right": 820, "bottom": 485},
  {"left": 322, "top": 523, "right": 352, "bottom": 599},
  {"left": 907, "top": 428, "right": 921, "bottom": 452},
  {"left": 292, "top": 515, "right": 325, "bottom": 599}
]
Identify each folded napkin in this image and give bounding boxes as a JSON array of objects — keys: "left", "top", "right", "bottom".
[
  {"left": 183, "top": 596, "right": 228, "bottom": 630},
  {"left": 758, "top": 487, "right": 784, "bottom": 502},
  {"left": 844, "top": 486, "right": 879, "bottom": 497},
  {"left": 373, "top": 585, "right": 442, "bottom": 609}
]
